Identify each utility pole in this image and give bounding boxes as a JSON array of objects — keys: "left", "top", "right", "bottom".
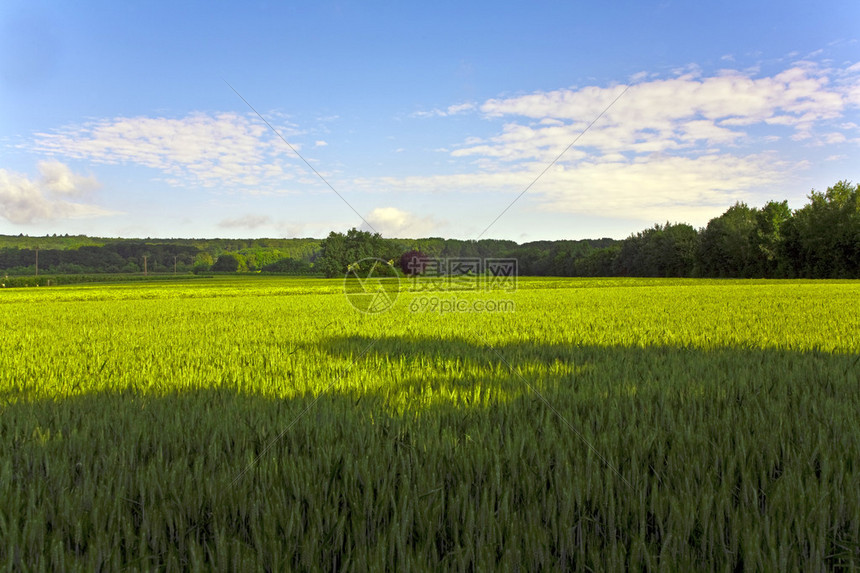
[
  {"left": 173, "top": 256, "right": 177, "bottom": 274},
  {"left": 35, "top": 247, "right": 39, "bottom": 276},
  {"left": 143, "top": 256, "right": 148, "bottom": 276}
]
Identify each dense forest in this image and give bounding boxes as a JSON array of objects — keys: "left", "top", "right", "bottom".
[
  {"left": 0, "top": 238, "right": 321, "bottom": 276},
  {"left": 1, "top": 180, "right": 857, "bottom": 280}
]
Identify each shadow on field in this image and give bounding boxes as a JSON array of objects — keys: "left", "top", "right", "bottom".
[
  {"left": 314, "top": 333, "right": 859, "bottom": 405},
  {"left": 1, "top": 337, "right": 858, "bottom": 570}
]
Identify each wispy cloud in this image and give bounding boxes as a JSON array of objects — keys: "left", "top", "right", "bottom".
[
  {"left": 0, "top": 161, "right": 115, "bottom": 224},
  {"left": 534, "top": 153, "right": 791, "bottom": 222},
  {"left": 218, "top": 214, "right": 272, "bottom": 229},
  {"left": 30, "top": 112, "right": 313, "bottom": 190},
  {"left": 37, "top": 160, "right": 100, "bottom": 197},
  {"left": 361, "top": 206, "right": 440, "bottom": 237},
  {"left": 412, "top": 102, "right": 476, "bottom": 118},
  {"left": 361, "top": 61, "right": 860, "bottom": 225},
  {"left": 459, "top": 63, "right": 856, "bottom": 161},
  {"left": 16, "top": 60, "right": 859, "bottom": 234},
  {"left": 353, "top": 153, "right": 788, "bottom": 225}
]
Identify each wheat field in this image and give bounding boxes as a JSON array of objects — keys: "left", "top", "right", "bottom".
[{"left": 1, "top": 277, "right": 858, "bottom": 570}]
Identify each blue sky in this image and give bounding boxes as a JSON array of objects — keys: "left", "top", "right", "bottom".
[{"left": 1, "top": 1, "right": 858, "bottom": 241}]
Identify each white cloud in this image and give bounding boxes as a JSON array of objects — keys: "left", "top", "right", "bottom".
[
  {"left": 31, "top": 112, "right": 311, "bottom": 190},
  {"left": 314, "top": 140, "right": 328, "bottom": 147},
  {"left": 534, "top": 153, "right": 791, "bottom": 223},
  {"left": 446, "top": 102, "right": 475, "bottom": 115},
  {"left": 465, "top": 64, "right": 858, "bottom": 163},
  {"left": 218, "top": 214, "right": 272, "bottom": 229},
  {"left": 362, "top": 206, "right": 439, "bottom": 237},
  {"left": 412, "top": 101, "right": 476, "bottom": 118},
  {"left": 822, "top": 132, "right": 847, "bottom": 144},
  {"left": 354, "top": 153, "right": 793, "bottom": 225},
  {"left": 353, "top": 171, "right": 525, "bottom": 195},
  {"left": 277, "top": 222, "right": 307, "bottom": 238},
  {"left": 355, "top": 62, "right": 860, "bottom": 226},
  {"left": 37, "top": 160, "right": 100, "bottom": 196},
  {"left": 0, "top": 162, "right": 114, "bottom": 224}
]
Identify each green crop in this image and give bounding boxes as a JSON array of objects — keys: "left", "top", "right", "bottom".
[{"left": 0, "top": 277, "right": 858, "bottom": 570}]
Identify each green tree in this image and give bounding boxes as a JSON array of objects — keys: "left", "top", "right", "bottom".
[
  {"left": 696, "top": 203, "right": 758, "bottom": 277},
  {"left": 211, "top": 253, "right": 241, "bottom": 272},
  {"left": 783, "top": 180, "right": 860, "bottom": 277},
  {"left": 317, "top": 228, "right": 397, "bottom": 278},
  {"left": 316, "top": 231, "right": 348, "bottom": 278},
  {"left": 753, "top": 200, "right": 792, "bottom": 277},
  {"left": 261, "top": 258, "right": 314, "bottom": 274},
  {"left": 193, "top": 253, "right": 213, "bottom": 274},
  {"left": 574, "top": 245, "right": 621, "bottom": 276},
  {"left": 614, "top": 223, "right": 697, "bottom": 277}
]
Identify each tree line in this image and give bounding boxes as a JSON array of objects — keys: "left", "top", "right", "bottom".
[
  {"left": 0, "top": 238, "right": 321, "bottom": 276},
  {"left": 1, "top": 181, "right": 857, "bottom": 279},
  {"left": 592, "top": 180, "right": 858, "bottom": 278},
  {"left": 315, "top": 180, "right": 859, "bottom": 279}
]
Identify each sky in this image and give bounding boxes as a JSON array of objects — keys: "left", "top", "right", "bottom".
[{"left": 1, "top": 1, "right": 859, "bottom": 242}]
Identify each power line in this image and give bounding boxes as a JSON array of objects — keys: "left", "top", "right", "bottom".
[
  {"left": 224, "top": 80, "right": 378, "bottom": 234},
  {"left": 474, "top": 84, "right": 631, "bottom": 240}
]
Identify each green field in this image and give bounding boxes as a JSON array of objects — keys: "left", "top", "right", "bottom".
[{"left": 1, "top": 277, "right": 858, "bottom": 570}]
